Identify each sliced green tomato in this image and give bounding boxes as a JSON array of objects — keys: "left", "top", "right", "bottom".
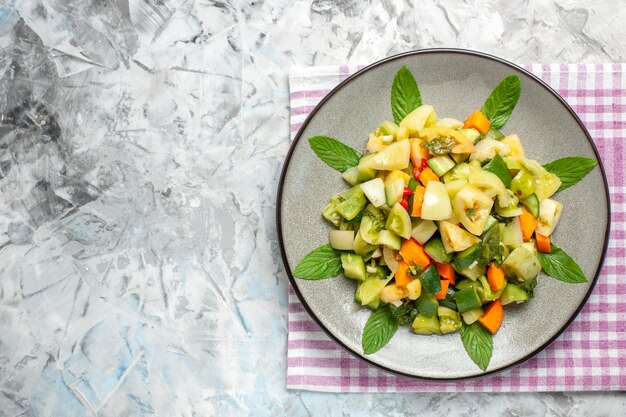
[
  {"left": 500, "top": 283, "right": 530, "bottom": 305},
  {"left": 360, "top": 178, "right": 386, "bottom": 207},
  {"left": 455, "top": 287, "right": 482, "bottom": 313},
  {"left": 458, "top": 128, "right": 481, "bottom": 144},
  {"left": 353, "top": 228, "right": 377, "bottom": 256},
  {"left": 385, "top": 203, "right": 412, "bottom": 239},
  {"left": 454, "top": 242, "right": 483, "bottom": 270},
  {"left": 421, "top": 181, "right": 452, "bottom": 221},
  {"left": 536, "top": 198, "right": 563, "bottom": 236},
  {"left": 452, "top": 184, "right": 494, "bottom": 236},
  {"left": 367, "top": 138, "right": 410, "bottom": 171},
  {"left": 412, "top": 314, "right": 441, "bottom": 335},
  {"left": 399, "top": 104, "right": 437, "bottom": 134},
  {"left": 424, "top": 236, "right": 453, "bottom": 263},
  {"left": 342, "top": 166, "right": 360, "bottom": 185},
  {"left": 510, "top": 168, "right": 535, "bottom": 199},
  {"left": 439, "top": 221, "right": 481, "bottom": 253},
  {"left": 384, "top": 178, "right": 404, "bottom": 207},
  {"left": 444, "top": 180, "right": 468, "bottom": 199},
  {"left": 419, "top": 265, "right": 441, "bottom": 295},
  {"left": 382, "top": 246, "right": 400, "bottom": 275},
  {"left": 376, "top": 230, "right": 402, "bottom": 251},
  {"left": 359, "top": 272, "right": 393, "bottom": 305},
  {"left": 500, "top": 134, "right": 525, "bottom": 158},
  {"left": 520, "top": 193, "right": 540, "bottom": 218},
  {"left": 335, "top": 186, "right": 367, "bottom": 220},
  {"left": 501, "top": 217, "right": 523, "bottom": 248},
  {"left": 322, "top": 196, "right": 342, "bottom": 226},
  {"left": 340, "top": 253, "right": 366, "bottom": 281},
  {"left": 468, "top": 167, "right": 510, "bottom": 208},
  {"left": 357, "top": 153, "right": 378, "bottom": 182},
  {"left": 411, "top": 219, "right": 438, "bottom": 244},
  {"left": 534, "top": 171, "right": 561, "bottom": 201},
  {"left": 469, "top": 138, "right": 511, "bottom": 163},
  {"left": 359, "top": 205, "right": 384, "bottom": 243},
  {"left": 427, "top": 155, "right": 456, "bottom": 177},
  {"left": 495, "top": 204, "right": 523, "bottom": 218},
  {"left": 438, "top": 306, "right": 462, "bottom": 334},
  {"left": 483, "top": 154, "right": 513, "bottom": 187},
  {"left": 379, "top": 120, "right": 399, "bottom": 136},
  {"left": 329, "top": 230, "right": 355, "bottom": 251},
  {"left": 433, "top": 117, "right": 463, "bottom": 129},
  {"left": 461, "top": 306, "right": 484, "bottom": 325},
  {"left": 501, "top": 243, "right": 541, "bottom": 283},
  {"left": 415, "top": 293, "right": 439, "bottom": 318},
  {"left": 443, "top": 162, "right": 470, "bottom": 182},
  {"left": 502, "top": 156, "right": 523, "bottom": 173}
]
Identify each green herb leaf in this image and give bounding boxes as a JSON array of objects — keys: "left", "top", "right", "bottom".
[
  {"left": 459, "top": 322, "right": 493, "bottom": 371},
  {"left": 537, "top": 244, "right": 588, "bottom": 283},
  {"left": 362, "top": 305, "right": 399, "bottom": 354},
  {"left": 482, "top": 75, "right": 521, "bottom": 129},
  {"left": 423, "top": 136, "right": 455, "bottom": 156},
  {"left": 520, "top": 278, "right": 537, "bottom": 299},
  {"left": 308, "top": 136, "right": 361, "bottom": 173},
  {"left": 543, "top": 157, "right": 597, "bottom": 192},
  {"left": 391, "top": 66, "right": 422, "bottom": 124},
  {"left": 293, "top": 244, "right": 342, "bottom": 280}
]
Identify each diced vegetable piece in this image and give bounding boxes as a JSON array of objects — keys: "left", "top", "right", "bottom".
[
  {"left": 411, "top": 219, "right": 438, "bottom": 244},
  {"left": 415, "top": 293, "right": 439, "bottom": 318},
  {"left": 434, "top": 117, "right": 463, "bottom": 129},
  {"left": 438, "top": 287, "right": 458, "bottom": 310},
  {"left": 452, "top": 184, "right": 494, "bottom": 236},
  {"left": 458, "top": 128, "right": 481, "bottom": 144},
  {"left": 510, "top": 168, "right": 535, "bottom": 198},
  {"left": 410, "top": 185, "right": 425, "bottom": 217},
  {"left": 376, "top": 230, "right": 402, "bottom": 251},
  {"left": 356, "top": 283, "right": 381, "bottom": 309},
  {"left": 461, "top": 307, "right": 484, "bottom": 325},
  {"left": 443, "top": 162, "right": 470, "bottom": 183},
  {"left": 379, "top": 120, "right": 399, "bottom": 136},
  {"left": 500, "top": 134, "right": 525, "bottom": 158},
  {"left": 400, "top": 238, "right": 431, "bottom": 269},
  {"left": 454, "top": 242, "right": 483, "bottom": 270},
  {"left": 501, "top": 243, "right": 541, "bottom": 283},
  {"left": 500, "top": 283, "right": 530, "bottom": 305},
  {"left": 394, "top": 261, "right": 412, "bottom": 287},
  {"left": 419, "top": 265, "right": 441, "bottom": 295},
  {"left": 385, "top": 178, "right": 405, "bottom": 207},
  {"left": 379, "top": 284, "right": 408, "bottom": 303},
  {"left": 468, "top": 167, "right": 510, "bottom": 208},
  {"left": 437, "top": 306, "right": 462, "bottom": 333},
  {"left": 421, "top": 181, "right": 452, "bottom": 220},
  {"left": 360, "top": 178, "right": 386, "bottom": 207},
  {"left": 455, "top": 263, "right": 486, "bottom": 281},
  {"left": 424, "top": 236, "right": 453, "bottom": 263},
  {"left": 463, "top": 110, "right": 491, "bottom": 134},
  {"left": 383, "top": 247, "right": 400, "bottom": 274},
  {"left": 455, "top": 287, "right": 482, "bottom": 313},
  {"left": 340, "top": 253, "right": 366, "bottom": 281},
  {"left": 368, "top": 140, "right": 411, "bottom": 171},
  {"left": 519, "top": 207, "right": 537, "bottom": 241},
  {"left": 409, "top": 138, "right": 430, "bottom": 166},
  {"left": 418, "top": 127, "right": 475, "bottom": 154},
  {"left": 359, "top": 270, "right": 393, "bottom": 305},
  {"left": 478, "top": 275, "right": 507, "bottom": 301},
  {"left": 342, "top": 166, "right": 360, "bottom": 185},
  {"left": 385, "top": 170, "right": 411, "bottom": 186},
  {"left": 502, "top": 217, "right": 524, "bottom": 248},
  {"left": 400, "top": 105, "right": 437, "bottom": 134},
  {"left": 359, "top": 205, "right": 384, "bottom": 243},
  {"left": 336, "top": 186, "right": 367, "bottom": 220},
  {"left": 483, "top": 215, "right": 498, "bottom": 232},
  {"left": 419, "top": 167, "right": 440, "bottom": 187},
  {"left": 386, "top": 203, "right": 412, "bottom": 239},
  {"left": 435, "top": 262, "right": 455, "bottom": 284},
  {"left": 535, "top": 232, "right": 551, "bottom": 253},
  {"left": 322, "top": 196, "right": 342, "bottom": 226},
  {"left": 427, "top": 156, "right": 456, "bottom": 177},
  {"left": 406, "top": 277, "right": 422, "bottom": 300},
  {"left": 354, "top": 228, "right": 377, "bottom": 256},
  {"left": 434, "top": 279, "right": 450, "bottom": 300},
  {"left": 444, "top": 179, "right": 467, "bottom": 200},
  {"left": 535, "top": 198, "right": 563, "bottom": 236},
  {"left": 439, "top": 221, "right": 481, "bottom": 253},
  {"left": 330, "top": 230, "right": 355, "bottom": 251},
  {"left": 502, "top": 156, "right": 523, "bottom": 173},
  {"left": 487, "top": 263, "right": 505, "bottom": 292},
  {"left": 469, "top": 139, "right": 511, "bottom": 163},
  {"left": 412, "top": 314, "right": 441, "bottom": 335},
  {"left": 357, "top": 153, "right": 378, "bottom": 182},
  {"left": 495, "top": 203, "right": 523, "bottom": 218},
  {"left": 483, "top": 154, "right": 513, "bottom": 187},
  {"left": 479, "top": 300, "right": 504, "bottom": 334},
  {"left": 520, "top": 159, "right": 561, "bottom": 201},
  {"left": 520, "top": 193, "right": 540, "bottom": 218}
]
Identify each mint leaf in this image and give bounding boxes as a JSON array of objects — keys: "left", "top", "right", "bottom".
[
  {"left": 362, "top": 305, "right": 399, "bottom": 354},
  {"left": 543, "top": 157, "right": 597, "bottom": 192},
  {"left": 459, "top": 322, "right": 493, "bottom": 371},
  {"left": 391, "top": 66, "right": 422, "bottom": 124},
  {"left": 482, "top": 75, "right": 521, "bottom": 129},
  {"left": 537, "top": 244, "right": 588, "bottom": 283},
  {"left": 293, "top": 244, "right": 342, "bottom": 280},
  {"left": 308, "top": 136, "right": 360, "bottom": 173}
]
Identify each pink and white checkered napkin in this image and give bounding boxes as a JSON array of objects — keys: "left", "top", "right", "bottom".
[{"left": 287, "top": 63, "right": 626, "bottom": 393}]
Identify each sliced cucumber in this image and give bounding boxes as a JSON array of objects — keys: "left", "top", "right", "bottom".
[
  {"left": 454, "top": 242, "right": 483, "bottom": 270},
  {"left": 458, "top": 128, "right": 481, "bottom": 144},
  {"left": 341, "top": 253, "right": 366, "bottom": 281},
  {"left": 461, "top": 306, "right": 484, "bottom": 324},
  {"left": 500, "top": 283, "right": 531, "bottom": 305},
  {"left": 384, "top": 178, "right": 404, "bottom": 207},
  {"left": 421, "top": 181, "right": 452, "bottom": 221},
  {"left": 424, "top": 236, "right": 453, "bottom": 263},
  {"left": 411, "top": 219, "right": 438, "bottom": 244},
  {"left": 376, "top": 230, "right": 401, "bottom": 251},
  {"left": 501, "top": 244, "right": 541, "bottom": 283},
  {"left": 427, "top": 155, "right": 456, "bottom": 177},
  {"left": 329, "top": 230, "right": 355, "bottom": 251},
  {"left": 385, "top": 203, "right": 412, "bottom": 239},
  {"left": 368, "top": 140, "right": 411, "bottom": 171},
  {"left": 419, "top": 265, "right": 441, "bottom": 295},
  {"left": 520, "top": 193, "right": 540, "bottom": 218},
  {"left": 342, "top": 166, "right": 360, "bottom": 185},
  {"left": 454, "top": 287, "right": 482, "bottom": 313},
  {"left": 443, "top": 162, "right": 470, "bottom": 182},
  {"left": 455, "top": 263, "right": 486, "bottom": 281},
  {"left": 412, "top": 314, "right": 441, "bottom": 335},
  {"left": 450, "top": 152, "right": 470, "bottom": 164},
  {"left": 353, "top": 229, "right": 377, "bottom": 256},
  {"left": 415, "top": 293, "right": 439, "bottom": 318},
  {"left": 495, "top": 204, "right": 523, "bottom": 218},
  {"left": 336, "top": 186, "right": 367, "bottom": 220},
  {"left": 501, "top": 217, "right": 523, "bottom": 248},
  {"left": 357, "top": 153, "right": 378, "bottom": 182}
]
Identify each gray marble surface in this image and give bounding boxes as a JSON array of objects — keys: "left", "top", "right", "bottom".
[{"left": 0, "top": 1, "right": 624, "bottom": 416}]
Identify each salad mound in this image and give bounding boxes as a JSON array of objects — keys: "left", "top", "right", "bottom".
[{"left": 293, "top": 66, "right": 596, "bottom": 371}]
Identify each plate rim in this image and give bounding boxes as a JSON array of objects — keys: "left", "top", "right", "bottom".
[{"left": 276, "top": 48, "right": 612, "bottom": 381}]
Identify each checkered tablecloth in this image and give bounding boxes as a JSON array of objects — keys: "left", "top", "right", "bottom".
[{"left": 287, "top": 63, "right": 625, "bottom": 392}]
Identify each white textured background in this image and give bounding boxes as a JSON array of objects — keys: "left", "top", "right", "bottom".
[{"left": 0, "top": 0, "right": 624, "bottom": 415}]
